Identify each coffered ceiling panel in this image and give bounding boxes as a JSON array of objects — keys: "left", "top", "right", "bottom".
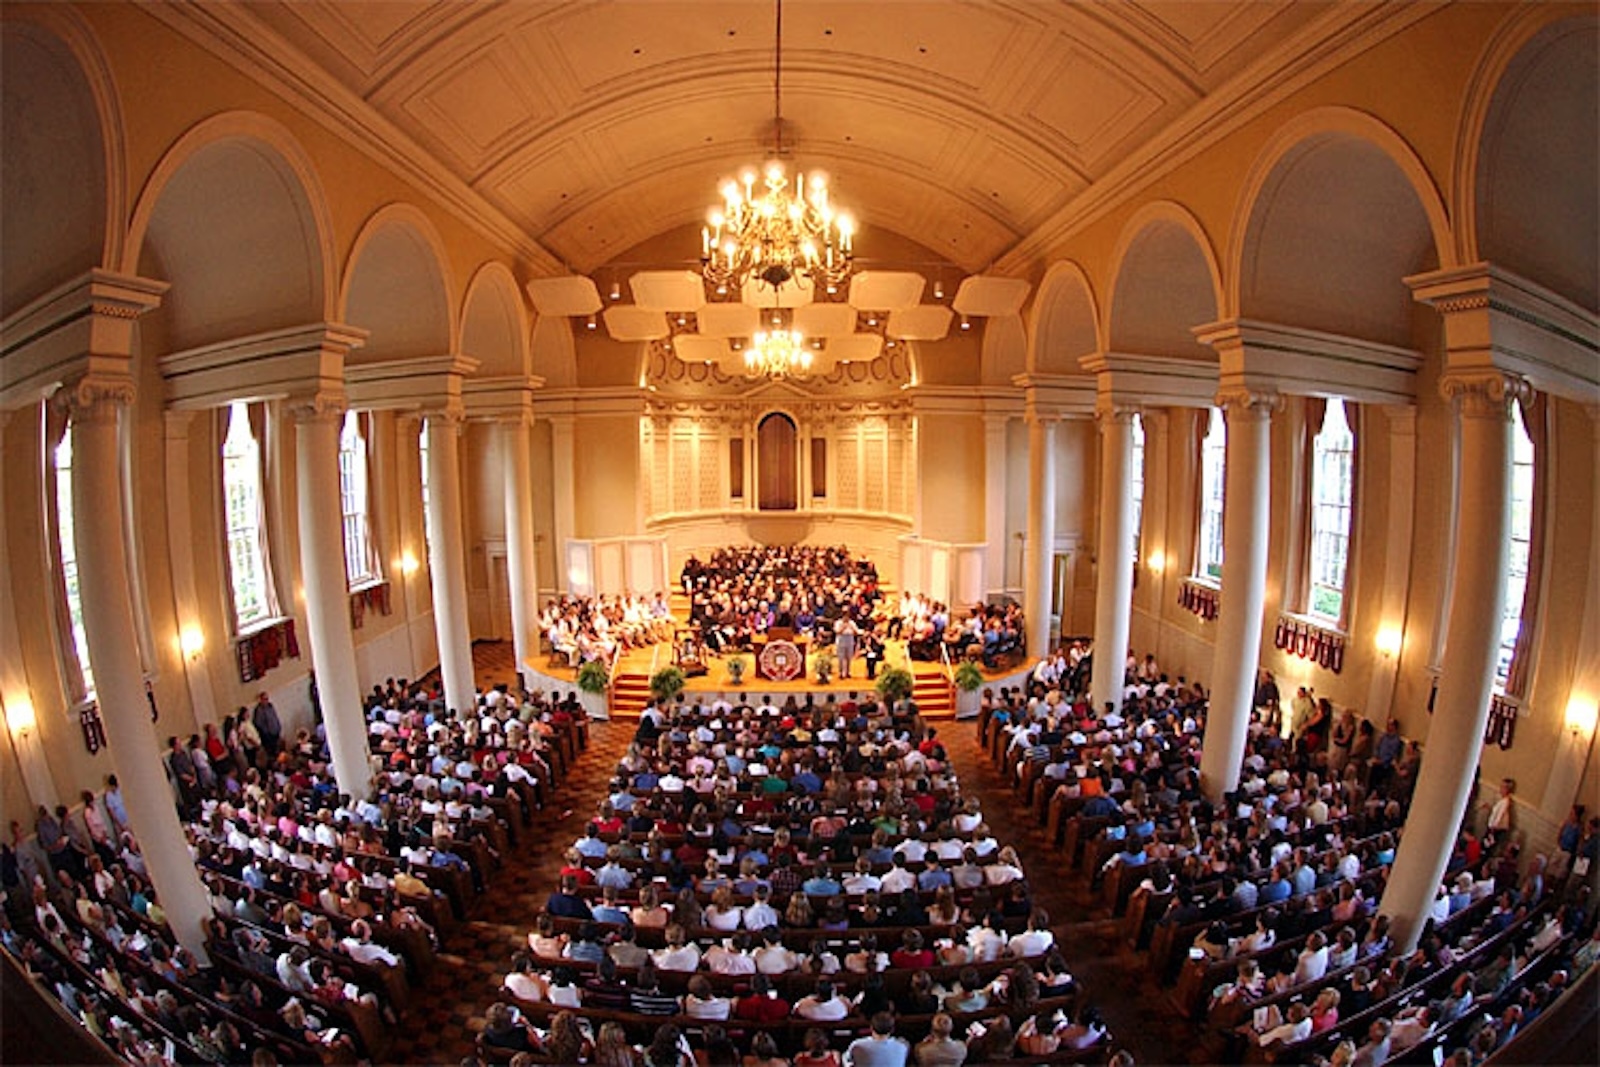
[{"left": 191, "top": 1, "right": 1353, "bottom": 275}]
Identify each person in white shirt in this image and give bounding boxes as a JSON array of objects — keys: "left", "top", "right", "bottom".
[
  {"left": 705, "top": 934, "right": 758, "bottom": 975},
  {"left": 1253, "top": 1002, "right": 1312, "bottom": 1048},
  {"left": 683, "top": 975, "right": 732, "bottom": 1020},
  {"left": 969, "top": 830, "right": 999, "bottom": 858},
  {"left": 880, "top": 858, "right": 917, "bottom": 895},
  {"left": 1007, "top": 910, "right": 1055, "bottom": 958},
  {"left": 652, "top": 925, "right": 702, "bottom": 972},
  {"left": 793, "top": 979, "right": 850, "bottom": 1021},
  {"left": 754, "top": 928, "right": 801, "bottom": 974},
  {"left": 340, "top": 921, "right": 400, "bottom": 967},
  {"left": 1294, "top": 931, "right": 1330, "bottom": 985},
  {"left": 895, "top": 837, "right": 929, "bottom": 864},
  {"left": 843, "top": 857, "right": 882, "bottom": 895},
  {"left": 743, "top": 887, "right": 779, "bottom": 931},
  {"left": 983, "top": 846, "right": 1024, "bottom": 886},
  {"left": 966, "top": 919, "right": 1007, "bottom": 963},
  {"left": 503, "top": 954, "right": 547, "bottom": 1002}
]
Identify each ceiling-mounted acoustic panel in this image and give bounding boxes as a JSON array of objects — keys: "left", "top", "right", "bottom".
[
  {"left": 602, "top": 306, "right": 669, "bottom": 342},
  {"left": 741, "top": 276, "right": 814, "bottom": 308},
  {"left": 953, "top": 275, "right": 1031, "bottom": 317},
  {"left": 828, "top": 334, "right": 883, "bottom": 363},
  {"left": 792, "top": 303, "right": 859, "bottom": 338},
  {"left": 696, "top": 303, "right": 761, "bottom": 339},
  {"left": 525, "top": 275, "right": 602, "bottom": 316},
  {"left": 628, "top": 270, "right": 707, "bottom": 312},
  {"left": 887, "top": 305, "right": 954, "bottom": 340},
  {"left": 672, "top": 335, "right": 728, "bottom": 364},
  {"left": 848, "top": 271, "right": 926, "bottom": 311}
]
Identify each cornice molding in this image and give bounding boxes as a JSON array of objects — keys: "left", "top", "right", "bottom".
[
  {"left": 993, "top": 1, "right": 1441, "bottom": 276},
  {"left": 159, "top": 322, "right": 367, "bottom": 411},
  {"left": 1194, "top": 318, "right": 1422, "bottom": 405},
  {"left": 1, "top": 269, "right": 167, "bottom": 410},
  {"left": 1080, "top": 351, "right": 1219, "bottom": 410},
  {"left": 141, "top": 1, "right": 564, "bottom": 276}
]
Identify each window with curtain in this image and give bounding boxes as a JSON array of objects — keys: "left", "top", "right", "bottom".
[
  {"left": 1308, "top": 398, "right": 1355, "bottom": 623},
  {"left": 1196, "top": 407, "right": 1225, "bottom": 581},
  {"left": 52, "top": 423, "right": 95, "bottom": 701},
  {"left": 339, "top": 411, "right": 381, "bottom": 589},
  {"left": 222, "top": 401, "right": 279, "bottom": 631},
  {"left": 1130, "top": 413, "right": 1145, "bottom": 560},
  {"left": 1497, "top": 396, "right": 1544, "bottom": 693}
]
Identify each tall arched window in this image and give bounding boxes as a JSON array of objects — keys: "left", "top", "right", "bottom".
[
  {"left": 221, "top": 401, "right": 279, "bottom": 631},
  {"left": 1497, "top": 396, "right": 1545, "bottom": 693},
  {"left": 338, "top": 411, "right": 380, "bottom": 588},
  {"left": 52, "top": 423, "right": 95, "bottom": 701},
  {"left": 1196, "top": 407, "right": 1225, "bottom": 581},
  {"left": 756, "top": 412, "right": 798, "bottom": 511},
  {"left": 1308, "top": 399, "right": 1355, "bottom": 622},
  {"left": 1130, "top": 413, "right": 1145, "bottom": 560}
]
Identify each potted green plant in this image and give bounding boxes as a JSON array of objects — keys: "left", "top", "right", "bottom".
[
  {"left": 811, "top": 648, "right": 835, "bottom": 685},
  {"left": 876, "top": 665, "right": 914, "bottom": 705},
  {"left": 954, "top": 660, "right": 985, "bottom": 720},
  {"left": 577, "top": 658, "right": 610, "bottom": 694},
  {"left": 649, "top": 665, "right": 687, "bottom": 703},
  {"left": 726, "top": 653, "right": 749, "bottom": 686}
]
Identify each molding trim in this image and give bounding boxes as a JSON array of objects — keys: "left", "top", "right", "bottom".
[
  {"left": 1, "top": 269, "right": 167, "bottom": 410},
  {"left": 1081, "top": 351, "right": 1219, "bottom": 409},
  {"left": 1194, "top": 318, "right": 1422, "bottom": 404},
  {"left": 159, "top": 322, "right": 367, "bottom": 410}
]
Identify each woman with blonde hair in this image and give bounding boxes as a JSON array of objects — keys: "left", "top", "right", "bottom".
[
  {"left": 632, "top": 883, "right": 671, "bottom": 927},
  {"left": 594, "top": 1021, "right": 637, "bottom": 1067},
  {"left": 784, "top": 890, "right": 815, "bottom": 928}
]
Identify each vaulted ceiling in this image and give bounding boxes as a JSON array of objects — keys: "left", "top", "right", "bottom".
[{"left": 179, "top": 1, "right": 1353, "bottom": 273}]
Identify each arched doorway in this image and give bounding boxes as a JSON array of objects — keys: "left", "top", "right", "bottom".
[{"left": 757, "top": 413, "right": 798, "bottom": 511}]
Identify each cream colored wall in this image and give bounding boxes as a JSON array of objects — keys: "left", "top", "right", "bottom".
[
  {"left": 574, "top": 415, "right": 642, "bottom": 539},
  {"left": 916, "top": 413, "right": 985, "bottom": 543}
]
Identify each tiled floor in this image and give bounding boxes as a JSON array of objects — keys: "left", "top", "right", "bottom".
[{"left": 386, "top": 642, "right": 1196, "bottom": 1065}]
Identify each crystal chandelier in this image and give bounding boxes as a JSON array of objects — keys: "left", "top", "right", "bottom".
[
  {"left": 701, "top": 0, "right": 855, "bottom": 294},
  {"left": 744, "top": 327, "right": 813, "bottom": 378}
]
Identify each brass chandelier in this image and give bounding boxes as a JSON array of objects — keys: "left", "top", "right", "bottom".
[
  {"left": 743, "top": 324, "right": 813, "bottom": 378},
  {"left": 701, "top": 0, "right": 855, "bottom": 295}
]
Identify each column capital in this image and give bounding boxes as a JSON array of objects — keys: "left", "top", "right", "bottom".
[
  {"left": 1216, "top": 387, "right": 1282, "bottom": 419},
  {"left": 163, "top": 408, "right": 199, "bottom": 439},
  {"left": 420, "top": 406, "right": 466, "bottom": 434},
  {"left": 53, "top": 372, "right": 135, "bottom": 424},
  {"left": 284, "top": 391, "right": 349, "bottom": 425},
  {"left": 1438, "top": 369, "right": 1530, "bottom": 418},
  {"left": 1094, "top": 399, "right": 1141, "bottom": 425}
]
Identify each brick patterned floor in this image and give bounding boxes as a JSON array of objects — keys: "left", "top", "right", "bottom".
[{"left": 387, "top": 643, "right": 1195, "bottom": 1064}]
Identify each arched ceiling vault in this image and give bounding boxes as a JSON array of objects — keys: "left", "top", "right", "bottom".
[{"left": 199, "top": 1, "right": 1340, "bottom": 273}]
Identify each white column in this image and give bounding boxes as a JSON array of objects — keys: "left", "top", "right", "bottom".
[
  {"left": 501, "top": 416, "right": 540, "bottom": 686},
  {"left": 289, "top": 400, "right": 373, "bottom": 801},
  {"left": 983, "top": 414, "right": 1010, "bottom": 597},
  {"left": 1090, "top": 406, "right": 1136, "bottom": 714},
  {"left": 1200, "top": 390, "right": 1278, "bottom": 801},
  {"left": 1380, "top": 372, "right": 1522, "bottom": 951},
  {"left": 1024, "top": 416, "right": 1057, "bottom": 658},
  {"left": 549, "top": 414, "right": 577, "bottom": 590},
  {"left": 1366, "top": 406, "right": 1417, "bottom": 722},
  {"left": 424, "top": 412, "right": 476, "bottom": 716},
  {"left": 66, "top": 381, "right": 212, "bottom": 961}
]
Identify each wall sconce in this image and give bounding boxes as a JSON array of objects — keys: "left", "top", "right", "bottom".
[
  {"left": 179, "top": 626, "right": 205, "bottom": 660},
  {"left": 1565, "top": 695, "right": 1598, "bottom": 737},
  {"left": 1374, "top": 625, "right": 1403, "bottom": 659},
  {"left": 1146, "top": 550, "right": 1167, "bottom": 575},
  {"left": 399, "top": 551, "right": 421, "bottom": 576},
  {"left": 6, "top": 698, "right": 36, "bottom": 739}
]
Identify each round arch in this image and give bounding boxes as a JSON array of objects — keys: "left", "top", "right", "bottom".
[
  {"left": 1454, "top": 11, "right": 1598, "bottom": 312},
  {"left": 460, "top": 262, "right": 531, "bottom": 378},
  {"left": 339, "top": 203, "right": 456, "bottom": 364},
  {"left": 1, "top": 6, "right": 124, "bottom": 310},
  {"left": 530, "top": 314, "right": 576, "bottom": 389},
  {"left": 1104, "top": 202, "right": 1222, "bottom": 360},
  {"left": 1025, "top": 261, "right": 1101, "bottom": 374},
  {"left": 1227, "top": 107, "right": 1452, "bottom": 345},
  {"left": 124, "top": 112, "right": 335, "bottom": 351}
]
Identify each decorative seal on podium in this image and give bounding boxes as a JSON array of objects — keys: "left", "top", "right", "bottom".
[{"left": 758, "top": 639, "right": 804, "bottom": 682}]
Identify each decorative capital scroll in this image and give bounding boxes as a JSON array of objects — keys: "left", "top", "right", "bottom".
[
  {"left": 1438, "top": 370, "right": 1531, "bottom": 419},
  {"left": 1216, "top": 387, "right": 1283, "bottom": 420},
  {"left": 53, "top": 374, "right": 135, "bottom": 424},
  {"left": 284, "top": 391, "right": 349, "bottom": 425},
  {"left": 1094, "top": 399, "right": 1140, "bottom": 425},
  {"left": 419, "top": 406, "right": 466, "bottom": 435}
]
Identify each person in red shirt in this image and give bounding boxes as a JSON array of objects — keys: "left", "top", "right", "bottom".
[
  {"left": 889, "top": 929, "right": 935, "bottom": 968},
  {"left": 734, "top": 973, "right": 791, "bottom": 1023},
  {"left": 560, "top": 848, "right": 595, "bottom": 886}
]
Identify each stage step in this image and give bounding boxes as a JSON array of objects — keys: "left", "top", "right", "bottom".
[
  {"left": 610, "top": 672, "right": 653, "bottom": 719},
  {"left": 910, "top": 662, "right": 953, "bottom": 716}
]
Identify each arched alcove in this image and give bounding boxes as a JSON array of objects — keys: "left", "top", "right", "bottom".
[
  {"left": 1471, "top": 17, "right": 1598, "bottom": 313},
  {"left": 1233, "top": 115, "right": 1446, "bottom": 345},
  {"left": 1027, "top": 262, "right": 1099, "bottom": 373},
  {"left": 460, "top": 263, "right": 529, "bottom": 378},
  {"left": 0, "top": 18, "right": 108, "bottom": 312},
  {"left": 757, "top": 412, "right": 799, "bottom": 511},
  {"left": 341, "top": 207, "right": 453, "bottom": 363},
  {"left": 1106, "top": 206, "right": 1220, "bottom": 359}
]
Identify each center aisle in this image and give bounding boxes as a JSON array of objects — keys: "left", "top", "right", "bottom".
[{"left": 939, "top": 720, "right": 1194, "bottom": 1066}]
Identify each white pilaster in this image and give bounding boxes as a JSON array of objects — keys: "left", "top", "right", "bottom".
[
  {"left": 424, "top": 411, "right": 476, "bottom": 715},
  {"left": 501, "top": 416, "right": 540, "bottom": 685},
  {"left": 162, "top": 411, "right": 221, "bottom": 727},
  {"left": 549, "top": 414, "right": 576, "bottom": 589},
  {"left": 983, "top": 413, "right": 1010, "bottom": 597},
  {"left": 1025, "top": 416, "right": 1057, "bottom": 658}
]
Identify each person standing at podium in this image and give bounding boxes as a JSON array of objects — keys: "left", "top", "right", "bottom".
[{"left": 835, "top": 615, "right": 859, "bottom": 679}]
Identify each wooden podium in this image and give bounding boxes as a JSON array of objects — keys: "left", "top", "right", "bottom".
[{"left": 754, "top": 628, "right": 807, "bottom": 681}]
